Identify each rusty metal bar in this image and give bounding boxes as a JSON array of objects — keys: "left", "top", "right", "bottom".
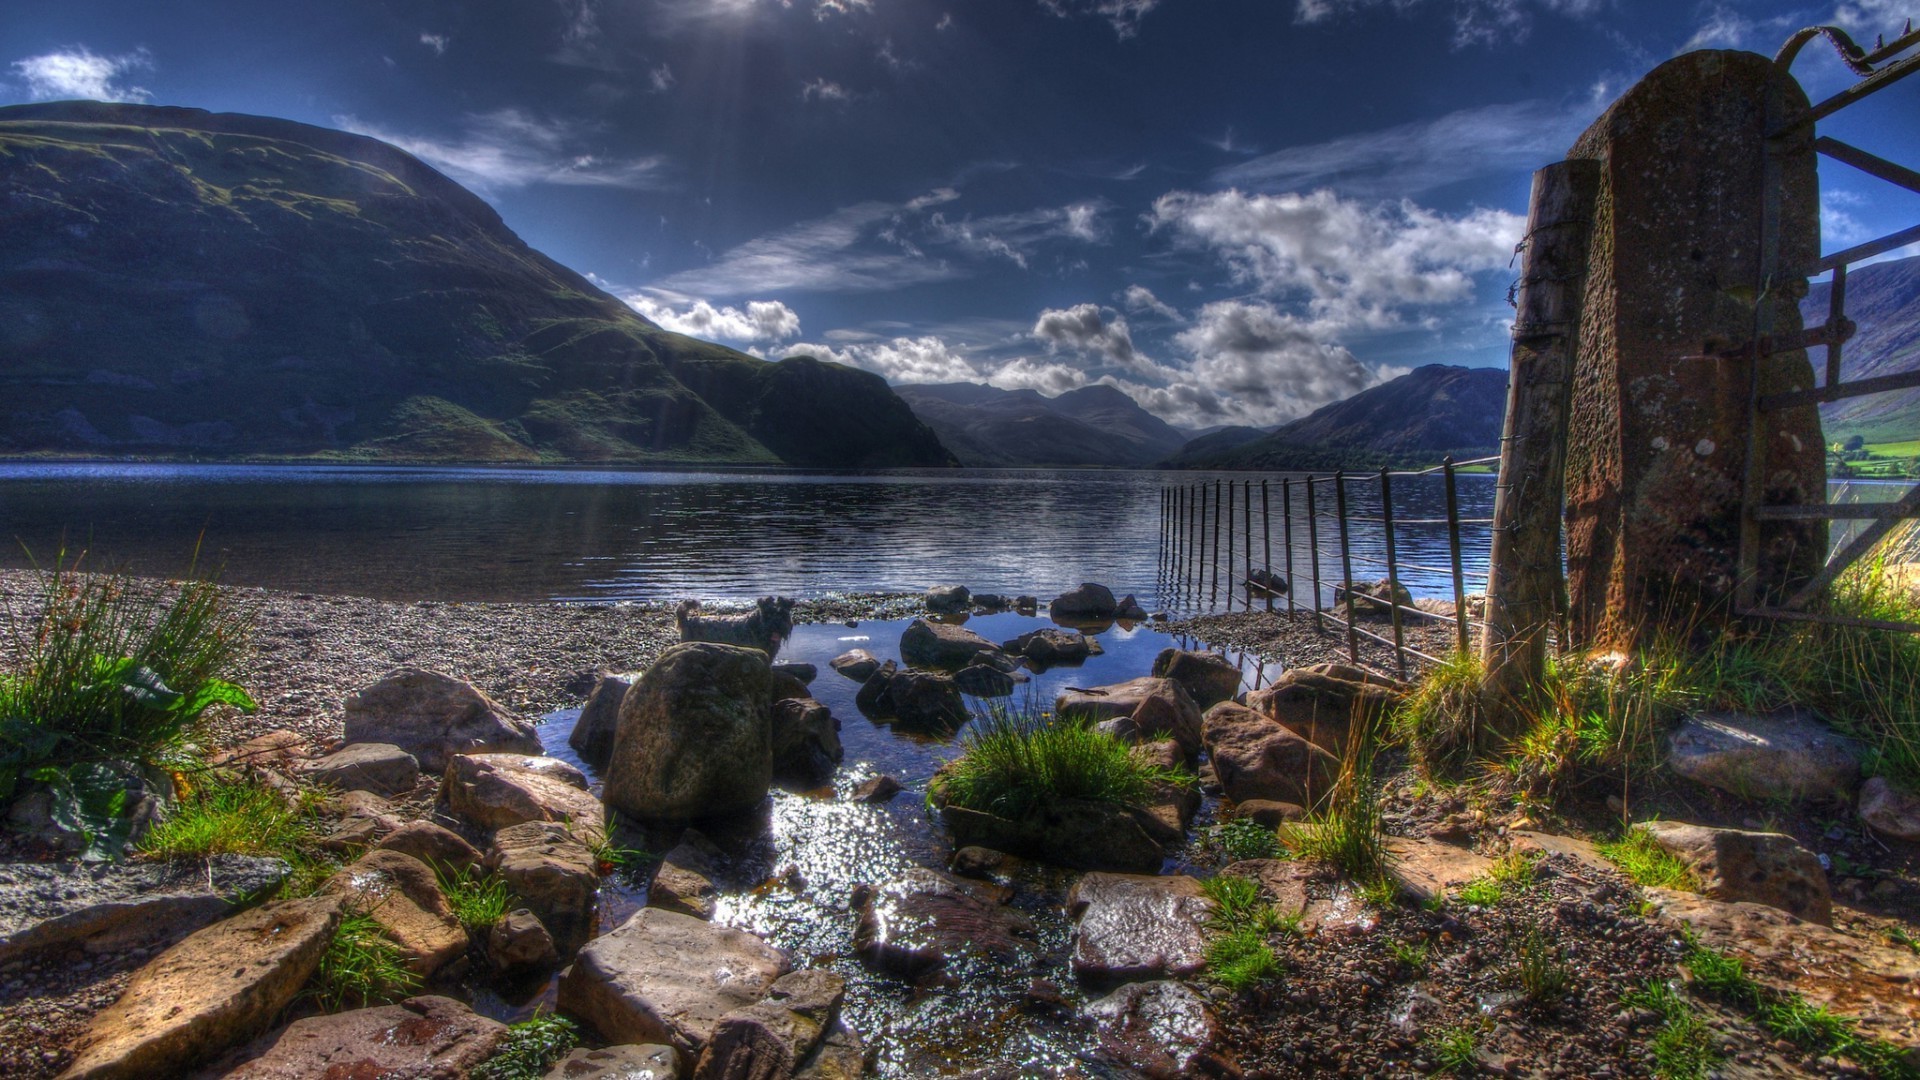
[
  {"left": 1742, "top": 607, "right": 1920, "bottom": 634},
  {"left": 1826, "top": 263, "right": 1848, "bottom": 387},
  {"left": 1815, "top": 221, "right": 1920, "bottom": 273},
  {"left": 1816, "top": 136, "right": 1920, "bottom": 196},
  {"left": 1444, "top": 457, "right": 1470, "bottom": 655},
  {"left": 1379, "top": 466, "right": 1407, "bottom": 680},
  {"left": 1210, "top": 480, "right": 1222, "bottom": 606},
  {"left": 1242, "top": 479, "right": 1254, "bottom": 612},
  {"left": 1778, "top": 481, "right": 1920, "bottom": 610},
  {"left": 1805, "top": 49, "right": 1920, "bottom": 126},
  {"left": 1224, "top": 480, "right": 1235, "bottom": 610},
  {"left": 1334, "top": 470, "right": 1359, "bottom": 665},
  {"left": 1282, "top": 478, "right": 1296, "bottom": 621},
  {"left": 1305, "top": 476, "right": 1322, "bottom": 631},
  {"left": 1261, "top": 479, "right": 1274, "bottom": 613},
  {"left": 1760, "top": 365, "right": 1920, "bottom": 411}
]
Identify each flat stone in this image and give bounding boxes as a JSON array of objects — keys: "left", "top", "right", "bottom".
[
  {"left": 59, "top": 897, "right": 340, "bottom": 1080},
  {"left": 324, "top": 850, "right": 468, "bottom": 978},
  {"left": 692, "top": 969, "right": 844, "bottom": 1080},
  {"left": 487, "top": 908, "right": 558, "bottom": 975},
  {"left": 1859, "top": 776, "right": 1920, "bottom": 842},
  {"left": 1066, "top": 873, "right": 1212, "bottom": 981},
  {"left": 444, "top": 752, "right": 604, "bottom": 836},
  {"left": 1057, "top": 677, "right": 1202, "bottom": 758},
  {"left": 1083, "top": 980, "right": 1223, "bottom": 1079},
  {"left": 850, "top": 776, "right": 902, "bottom": 803},
  {"left": 1149, "top": 648, "right": 1243, "bottom": 709},
  {"left": 651, "top": 830, "right": 726, "bottom": 920},
  {"left": 343, "top": 667, "right": 542, "bottom": 773},
  {"left": 794, "top": 1020, "right": 865, "bottom": 1080},
  {"left": 545, "top": 1044, "right": 681, "bottom": 1079},
  {"left": 376, "top": 821, "right": 483, "bottom": 874},
  {"left": 1385, "top": 837, "right": 1495, "bottom": 905},
  {"left": 1221, "top": 859, "right": 1376, "bottom": 935},
  {"left": 772, "top": 662, "right": 817, "bottom": 685},
  {"left": 488, "top": 821, "right": 599, "bottom": 955},
  {"left": 1232, "top": 799, "right": 1306, "bottom": 827},
  {"left": 0, "top": 854, "right": 288, "bottom": 965},
  {"left": 1243, "top": 663, "right": 1404, "bottom": 758},
  {"left": 1202, "top": 701, "right": 1340, "bottom": 807},
  {"left": 1667, "top": 709, "right": 1864, "bottom": 803},
  {"left": 569, "top": 674, "right": 634, "bottom": 771},
  {"left": 219, "top": 995, "right": 507, "bottom": 1079},
  {"left": 899, "top": 618, "right": 1001, "bottom": 669},
  {"left": 1639, "top": 821, "right": 1831, "bottom": 925},
  {"left": 936, "top": 798, "right": 1167, "bottom": 874},
  {"left": 209, "top": 730, "right": 310, "bottom": 771},
  {"left": 851, "top": 867, "right": 1040, "bottom": 979},
  {"left": 828, "top": 649, "right": 881, "bottom": 682},
  {"left": 558, "top": 907, "right": 791, "bottom": 1070},
  {"left": 304, "top": 742, "right": 420, "bottom": 796}
]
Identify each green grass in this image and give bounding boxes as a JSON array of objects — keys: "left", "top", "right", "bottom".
[
  {"left": 1205, "top": 926, "right": 1281, "bottom": 991},
  {"left": 932, "top": 703, "right": 1186, "bottom": 820},
  {"left": 1200, "top": 874, "right": 1284, "bottom": 992},
  {"left": 1621, "top": 979, "right": 1723, "bottom": 1080},
  {"left": 1513, "top": 926, "right": 1571, "bottom": 1004},
  {"left": 472, "top": 1013, "right": 582, "bottom": 1080},
  {"left": 137, "top": 774, "right": 321, "bottom": 861},
  {"left": 1282, "top": 713, "right": 1387, "bottom": 883},
  {"left": 1455, "top": 850, "right": 1541, "bottom": 908},
  {"left": 434, "top": 862, "right": 516, "bottom": 932},
  {"left": 1389, "top": 937, "right": 1431, "bottom": 972},
  {"left": 305, "top": 911, "right": 419, "bottom": 1012},
  {"left": 1211, "top": 815, "right": 1284, "bottom": 861},
  {"left": 1393, "top": 651, "right": 1492, "bottom": 774},
  {"left": 1429, "top": 1022, "right": 1482, "bottom": 1074},
  {"left": 1597, "top": 827, "right": 1699, "bottom": 891},
  {"left": 1680, "top": 935, "right": 1916, "bottom": 1077}
]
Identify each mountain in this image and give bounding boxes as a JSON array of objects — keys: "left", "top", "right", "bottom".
[
  {"left": 1166, "top": 364, "right": 1508, "bottom": 470},
  {"left": 0, "top": 101, "right": 953, "bottom": 467},
  {"left": 892, "top": 382, "right": 1189, "bottom": 467},
  {"left": 1803, "top": 253, "right": 1920, "bottom": 441}
]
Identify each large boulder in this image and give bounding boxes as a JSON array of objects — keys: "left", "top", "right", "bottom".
[
  {"left": 1244, "top": 663, "right": 1405, "bottom": 758},
  {"left": 1066, "top": 873, "right": 1212, "bottom": 981},
  {"left": 851, "top": 868, "right": 1040, "bottom": 980},
  {"left": 1002, "top": 628, "right": 1092, "bottom": 668},
  {"left": 935, "top": 798, "right": 1168, "bottom": 874},
  {"left": 488, "top": 821, "right": 599, "bottom": 955},
  {"left": 1149, "top": 649, "right": 1242, "bottom": 709},
  {"left": 954, "top": 663, "right": 1021, "bottom": 698},
  {"left": 343, "top": 668, "right": 542, "bottom": 773},
  {"left": 770, "top": 698, "right": 842, "bottom": 785},
  {"left": 445, "top": 753, "right": 604, "bottom": 836},
  {"left": 857, "top": 667, "right": 969, "bottom": 732},
  {"left": 59, "top": 897, "right": 339, "bottom": 1080},
  {"left": 1049, "top": 583, "right": 1117, "bottom": 621},
  {"left": 1667, "top": 709, "right": 1865, "bottom": 803},
  {"left": 924, "top": 584, "right": 971, "bottom": 614},
  {"left": 1083, "top": 980, "right": 1224, "bottom": 1079},
  {"left": 219, "top": 995, "right": 507, "bottom": 1079},
  {"left": 1859, "top": 776, "right": 1920, "bottom": 842},
  {"left": 558, "top": 907, "right": 791, "bottom": 1070},
  {"left": 323, "top": 850, "right": 469, "bottom": 978},
  {"left": 303, "top": 742, "right": 420, "bottom": 796},
  {"left": 604, "top": 643, "right": 774, "bottom": 824},
  {"left": 1202, "top": 701, "right": 1340, "bottom": 806},
  {"left": 1638, "top": 821, "right": 1831, "bottom": 925},
  {"left": 569, "top": 674, "right": 633, "bottom": 770},
  {"left": 899, "top": 618, "right": 1001, "bottom": 669},
  {"left": 0, "top": 854, "right": 288, "bottom": 965},
  {"left": 1056, "top": 677, "right": 1202, "bottom": 759}
]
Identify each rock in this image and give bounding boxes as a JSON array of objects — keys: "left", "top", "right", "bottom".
[
  {"left": 1337, "top": 578, "right": 1413, "bottom": 616},
  {"left": 8, "top": 763, "right": 172, "bottom": 855},
  {"left": 604, "top": 643, "right": 774, "bottom": 824},
  {"left": 861, "top": 668, "right": 969, "bottom": 732},
  {"left": 220, "top": 995, "right": 507, "bottom": 1079},
  {"left": 0, "top": 854, "right": 288, "bottom": 965},
  {"left": 210, "top": 730, "right": 310, "bottom": 771},
  {"left": 342, "top": 667, "right": 542, "bottom": 773},
  {"left": 1049, "top": 582, "right": 1118, "bottom": 621},
  {"left": 1232, "top": 799, "right": 1307, "bottom": 827},
  {"left": 850, "top": 776, "right": 902, "bottom": 803},
  {"left": 545, "top": 1044, "right": 681, "bottom": 1080},
  {"left": 376, "top": 821, "right": 482, "bottom": 874},
  {"left": 828, "top": 650, "right": 881, "bottom": 682},
  {"left": 1667, "top": 709, "right": 1865, "bottom": 803},
  {"left": 1638, "top": 821, "right": 1832, "bottom": 924},
  {"left": 936, "top": 798, "right": 1169, "bottom": 874},
  {"left": 558, "top": 907, "right": 791, "bottom": 1069},
  {"left": 1149, "top": 648, "right": 1243, "bottom": 709},
  {"left": 488, "top": 909, "right": 558, "bottom": 975},
  {"left": 1201, "top": 701, "right": 1341, "bottom": 807},
  {"left": 487, "top": 821, "right": 599, "bottom": 955},
  {"left": 305, "top": 741, "right": 420, "bottom": 796},
  {"left": 651, "top": 830, "right": 726, "bottom": 920},
  {"left": 773, "top": 662, "right": 817, "bottom": 685},
  {"left": 319, "top": 790, "right": 403, "bottom": 853},
  {"left": 1859, "top": 776, "right": 1920, "bottom": 842},
  {"left": 1066, "top": 873, "right": 1212, "bottom": 981},
  {"left": 444, "top": 753, "right": 604, "bottom": 836},
  {"left": 570, "top": 674, "right": 633, "bottom": 770},
  {"left": 851, "top": 868, "right": 1040, "bottom": 979},
  {"left": 769, "top": 669, "right": 812, "bottom": 705},
  {"left": 770, "top": 698, "right": 843, "bottom": 785},
  {"left": 59, "top": 897, "right": 339, "bottom": 1080},
  {"left": 852, "top": 659, "right": 896, "bottom": 712},
  {"left": 948, "top": 846, "right": 1023, "bottom": 882},
  {"left": 323, "top": 850, "right": 469, "bottom": 978},
  {"left": 925, "top": 584, "right": 972, "bottom": 614},
  {"left": 692, "top": 969, "right": 844, "bottom": 1080},
  {"left": 1083, "top": 980, "right": 1223, "bottom": 1079},
  {"left": 899, "top": 618, "right": 1002, "bottom": 669},
  {"left": 1057, "top": 677, "right": 1202, "bottom": 758},
  {"left": 1002, "top": 628, "right": 1093, "bottom": 667},
  {"left": 972, "top": 592, "right": 1009, "bottom": 611},
  {"left": 1114, "top": 595, "right": 1149, "bottom": 622},
  {"left": 794, "top": 1020, "right": 864, "bottom": 1080},
  {"left": 1246, "top": 568, "right": 1288, "bottom": 596},
  {"left": 1384, "top": 837, "right": 1495, "bottom": 906},
  {"left": 954, "top": 663, "right": 1021, "bottom": 697},
  {"left": 1244, "top": 663, "right": 1406, "bottom": 758},
  {"left": 1014, "top": 595, "right": 1040, "bottom": 613}
]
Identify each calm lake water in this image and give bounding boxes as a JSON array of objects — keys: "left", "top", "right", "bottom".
[{"left": 0, "top": 462, "right": 1499, "bottom": 612}]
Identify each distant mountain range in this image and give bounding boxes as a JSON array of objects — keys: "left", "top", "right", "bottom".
[
  {"left": 0, "top": 101, "right": 952, "bottom": 467},
  {"left": 1804, "top": 253, "right": 1920, "bottom": 442},
  {"left": 891, "top": 382, "right": 1190, "bottom": 467}
]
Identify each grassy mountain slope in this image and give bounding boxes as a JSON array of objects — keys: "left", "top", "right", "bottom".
[
  {"left": 892, "top": 382, "right": 1189, "bottom": 467},
  {"left": 0, "top": 101, "right": 951, "bottom": 467},
  {"left": 1804, "top": 253, "right": 1920, "bottom": 443}
]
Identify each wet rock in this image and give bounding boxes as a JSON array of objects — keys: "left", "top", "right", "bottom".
[
  {"left": 851, "top": 867, "right": 1040, "bottom": 979},
  {"left": 487, "top": 821, "right": 598, "bottom": 955},
  {"left": 343, "top": 667, "right": 542, "bottom": 773},
  {"left": 1002, "top": 628, "right": 1093, "bottom": 667},
  {"left": 220, "top": 995, "right": 507, "bottom": 1079},
  {"left": 604, "top": 643, "right": 774, "bottom": 825},
  {"left": 1083, "top": 980, "right": 1223, "bottom": 1079},
  {"left": 546, "top": 1044, "right": 681, "bottom": 1079},
  {"left": 769, "top": 668, "right": 812, "bottom": 705},
  {"left": 376, "top": 820, "right": 483, "bottom": 874},
  {"left": 773, "top": 662, "right": 817, "bottom": 685},
  {"left": 1667, "top": 709, "right": 1864, "bottom": 803},
  {"left": 570, "top": 674, "right": 633, "bottom": 770},
  {"left": 1050, "top": 582, "right": 1118, "bottom": 620},
  {"left": 794, "top": 1020, "right": 865, "bottom": 1080},
  {"left": 324, "top": 850, "right": 468, "bottom": 978},
  {"left": 828, "top": 649, "right": 881, "bottom": 682},
  {"left": 1013, "top": 595, "right": 1039, "bottom": 613},
  {"left": 1384, "top": 837, "right": 1494, "bottom": 906},
  {"left": 925, "top": 584, "right": 972, "bottom": 614},
  {"left": 1202, "top": 701, "right": 1340, "bottom": 807},
  {"left": 852, "top": 659, "right": 896, "bottom": 712},
  {"left": 860, "top": 667, "right": 969, "bottom": 732},
  {"left": 954, "top": 663, "right": 1022, "bottom": 698},
  {"left": 692, "top": 969, "right": 844, "bottom": 1080},
  {"left": 488, "top": 909, "right": 558, "bottom": 976},
  {"left": 949, "top": 846, "right": 1023, "bottom": 882},
  {"left": 1066, "top": 873, "right": 1212, "bottom": 981},
  {"left": 936, "top": 798, "right": 1168, "bottom": 874},
  {"left": 444, "top": 753, "right": 604, "bottom": 836},
  {"left": 1337, "top": 578, "right": 1413, "bottom": 616},
  {"left": 1246, "top": 568, "right": 1288, "bottom": 596},
  {"left": 1232, "top": 799, "right": 1307, "bottom": 827},
  {"left": 304, "top": 741, "right": 420, "bottom": 796},
  {"left": 1057, "top": 677, "right": 1202, "bottom": 758},
  {"left": 900, "top": 618, "right": 1002, "bottom": 669},
  {"left": 558, "top": 907, "right": 791, "bottom": 1069},
  {"left": 1149, "top": 648, "right": 1243, "bottom": 709},
  {"left": 1114, "top": 594, "right": 1150, "bottom": 622},
  {"left": 651, "top": 830, "right": 726, "bottom": 920},
  {"left": 1858, "top": 776, "right": 1920, "bottom": 842},
  {"left": 850, "top": 775, "right": 902, "bottom": 803},
  {"left": 1244, "top": 663, "right": 1406, "bottom": 758},
  {"left": 1639, "top": 821, "right": 1831, "bottom": 924},
  {"left": 59, "top": 897, "right": 339, "bottom": 1080},
  {"left": 972, "top": 592, "right": 1010, "bottom": 611},
  {"left": 771, "top": 698, "right": 843, "bottom": 785},
  {"left": 0, "top": 854, "right": 288, "bottom": 965}
]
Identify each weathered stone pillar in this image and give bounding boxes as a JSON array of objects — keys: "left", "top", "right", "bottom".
[{"left": 1563, "top": 50, "right": 1828, "bottom": 651}]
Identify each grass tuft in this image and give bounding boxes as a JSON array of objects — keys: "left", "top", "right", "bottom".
[
  {"left": 1621, "top": 979, "right": 1722, "bottom": 1080},
  {"left": 1429, "top": 1022, "right": 1482, "bottom": 1075},
  {"left": 137, "top": 774, "right": 321, "bottom": 861},
  {"left": 933, "top": 703, "right": 1186, "bottom": 820},
  {"left": 1680, "top": 934, "right": 1915, "bottom": 1076},
  {"left": 1389, "top": 937, "right": 1431, "bottom": 973},
  {"left": 1282, "top": 710, "right": 1387, "bottom": 882},
  {"left": 306, "top": 911, "right": 419, "bottom": 1012},
  {"left": 1597, "top": 827, "right": 1698, "bottom": 891},
  {"left": 1394, "top": 651, "right": 1492, "bottom": 775},
  {"left": 1513, "top": 926, "right": 1571, "bottom": 1004},
  {"left": 1211, "top": 815, "right": 1284, "bottom": 861},
  {"left": 1200, "top": 873, "right": 1283, "bottom": 992},
  {"left": 472, "top": 1013, "right": 582, "bottom": 1080},
  {"left": 1455, "top": 850, "right": 1540, "bottom": 908},
  {"left": 433, "top": 862, "right": 515, "bottom": 932}
]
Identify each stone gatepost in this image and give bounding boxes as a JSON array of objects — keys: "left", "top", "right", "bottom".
[{"left": 1563, "top": 49, "right": 1828, "bottom": 651}]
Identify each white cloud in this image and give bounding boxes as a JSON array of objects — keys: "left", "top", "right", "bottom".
[
  {"left": 1835, "top": 0, "right": 1915, "bottom": 38},
  {"left": 1033, "top": 304, "right": 1158, "bottom": 373},
  {"left": 1168, "top": 299, "right": 1394, "bottom": 426},
  {"left": 1122, "top": 285, "right": 1182, "bottom": 321},
  {"left": 419, "top": 32, "right": 450, "bottom": 55},
  {"left": 801, "top": 78, "right": 851, "bottom": 103},
  {"left": 10, "top": 46, "right": 152, "bottom": 103},
  {"left": 625, "top": 294, "right": 802, "bottom": 343},
  {"left": 649, "top": 63, "right": 675, "bottom": 92},
  {"left": 336, "top": 108, "right": 668, "bottom": 193},
  {"left": 987, "top": 357, "right": 1091, "bottom": 393},
  {"left": 815, "top": 0, "right": 874, "bottom": 15},
  {"left": 1293, "top": 0, "right": 1605, "bottom": 47},
  {"left": 785, "top": 335, "right": 981, "bottom": 383},
  {"left": 1147, "top": 187, "right": 1524, "bottom": 335},
  {"left": 926, "top": 201, "right": 1108, "bottom": 268},
  {"left": 936, "top": 12, "right": 955, "bottom": 30},
  {"left": 1039, "top": 0, "right": 1163, "bottom": 38}
]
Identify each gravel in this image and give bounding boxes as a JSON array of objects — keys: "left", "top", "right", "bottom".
[{"left": 1168, "top": 607, "right": 1474, "bottom": 678}]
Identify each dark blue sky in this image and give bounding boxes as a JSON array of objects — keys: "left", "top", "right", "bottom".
[{"left": 6, "top": 0, "right": 1916, "bottom": 428}]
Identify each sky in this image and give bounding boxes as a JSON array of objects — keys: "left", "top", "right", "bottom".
[{"left": 4, "top": 0, "right": 1917, "bottom": 431}]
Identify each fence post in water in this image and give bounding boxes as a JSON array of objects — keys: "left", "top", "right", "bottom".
[
  {"left": 1380, "top": 466, "right": 1408, "bottom": 680},
  {"left": 1211, "top": 480, "right": 1222, "bottom": 606},
  {"left": 1261, "top": 479, "right": 1274, "bottom": 613},
  {"left": 1482, "top": 158, "right": 1599, "bottom": 731},
  {"left": 1305, "top": 477, "right": 1322, "bottom": 631},
  {"left": 1282, "top": 478, "right": 1295, "bottom": 620},
  {"left": 1224, "top": 481, "right": 1235, "bottom": 610},
  {"left": 1242, "top": 480, "right": 1253, "bottom": 612},
  {"left": 1334, "top": 471, "right": 1359, "bottom": 665},
  {"left": 1444, "top": 457, "right": 1470, "bottom": 656}
]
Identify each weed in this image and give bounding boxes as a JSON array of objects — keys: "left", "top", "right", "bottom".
[
  {"left": 1204, "top": 926, "right": 1281, "bottom": 992},
  {"left": 1885, "top": 926, "right": 1920, "bottom": 955},
  {"left": 1199, "top": 873, "right": 1283, "bottom": 991},
  {"left": 1359, "top": 875, "right": 1401, "bottom": 907},
  {"left": 1394, "top": 651, "right": 1491, "bottom": 775},
  {"left": 1513, "top": 926, "right": 1570, "bottom": 1004},
  {"left": 434, "top": 862, "right": 515, "bottom": 932},
  {"left": 1282, "top": 711, "right": 1387, "bottom": 882},
  {"left": 1621, "top": 980, "right": 1722, "bottom": 1080},
  {"left": 1201, "top": 874, "right": 1282, "bottom": 936},
  {"left": 472, "top": 1012, "right": 582, "bottom": 1080},
  {"left": 1389, "top": 937, "right": 1431, "bottom": 972},
  {"left": 1455, "top": 852, "right": 1538, "bottom": 908},
  {"left": 137, "top": 774, "right": 321, "bottom": 861},
  {"left": 1597, "top": 827, "right": 1698, "bottom": 891},
  {"left": 581, "top": 828, "right": 650, "bottom": 875},
  {"left": 1211, "top": 815, "right": 1284, "bottom": 861},
  {"left": 933, "top": 703, "right": 1186, "bottom": 819},
  {"left": 306, "top": 912, "right": 419, "bottom": 1011},
  {"left": 1680, "top": 936, "right": 1916, "bottom": 1076},
  {"left": 1428, "top": 1022, "right": 1481, "bottom": 1074}
]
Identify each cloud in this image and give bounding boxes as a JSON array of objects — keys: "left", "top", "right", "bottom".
[
  {"left": 1835, "top": 0, "right": 1915, "bottom": 37},
  {"left": 926, "top": 201, "right": 1108, "bottom": 268},
  {"left": 1213, "top": 99, "right": 1586, "bottom": 199},
  {"left": 1147, "top": 187, "right": 1523, "bottom": 335},
  {"left": 1122, "top": 285, "right": 1182, "bottom": 321},
  {"left": 987, "top": 357, "right": 1091, "bottom": 393},
  {"left": 336, "top": 108, "right": 668, "bottom": 193},
  {"left": 815, "top": 0, "right": 874, "bottom": 17},
  {"left": 625, "top": 294, "right": 802, "bottom": 343},
  {"left": 10, "top": 46, "right": 152, "bottom": 103},
  {"left": 1039, "top": 0, "right": 1163, "bottom": 38},
  {"left": 1292, "top": 0, "right": 1605, "bottom": 47},
  {"left": 785, "top": 335, "right": 981, "bottom": 383},
  {"left": 1033, "top": 304, "right": 1156, "bottom": 373},
  {"left": 801, "top": 78, "right": 851, "bottom": 103},
  {"left": 655, "top": 201, "right": 964, "bottom": 296},
  {"left": 419, "top": 32, "right": 449, "bottom": 55},
  {"left": 1167, "top": 300, "right": 1394, "bottom": 426},
  {"left": 936, "top": 12, "right": 955, "bottom": 30},
  {"left": 649, "top": 63, "right": 675, "bottom": 92}
]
